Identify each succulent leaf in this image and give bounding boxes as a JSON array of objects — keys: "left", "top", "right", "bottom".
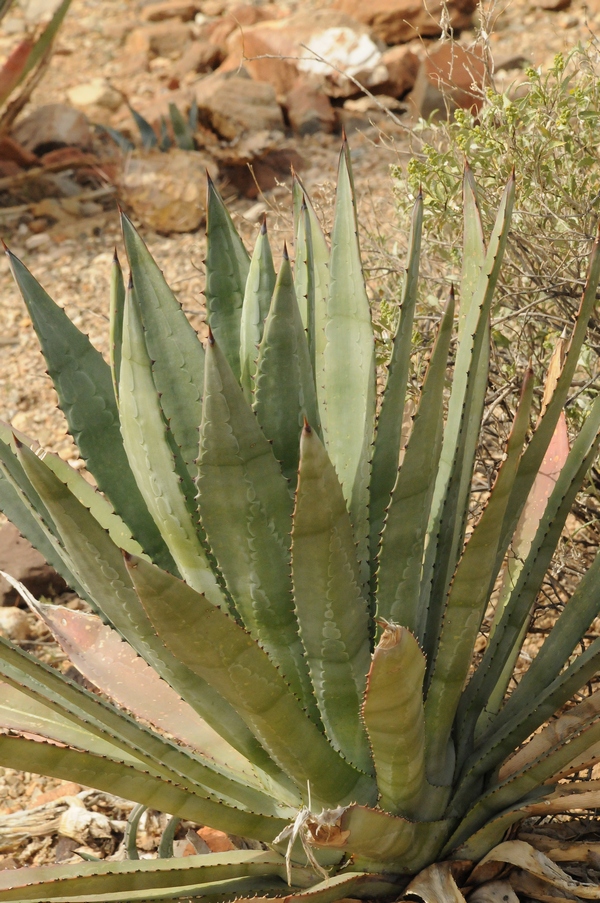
[
  {"left": 7, "top": 249, "right": 173, "bottom": 572},
  {"left": 254, "top": 252, "right": 321, "bottom": 487},
  {"left": 362, "top": 624, "right": 427, "bottom": 818},
  {"left": 370, "top": 192, "right": 423, "bottom": 563},
  {"left": 198, "top": 334, "right": 316, "bottom": 715},
  {"left": 422, "top": 175, "right": 515, "bottom": 665},
  {"left": 239, "top": 217, "right": 276, "bottom": 401},
  {"left": 323, "top": 142, "right": 376, "bottom": 587},
  {"left": 121, "top": 214, "right": 205, "bottom": 483},
  {"left": 109, "top": 250, "right": 125, "bottom": 402},
  {"left": 119, "top": 285, "right": 225, "bottom": 606},
  {"left": 292, "top": 173, "right": 330, "bottom": 427},
  {"left": 125, "top": 553, "right": 377, "bottom": 809},
  {"left": 376, "top": 291, "right": 454, "bottom": 635},
  {"left": 292, "top": 422, "right": 372, "bottom": 772},
  {"left": 423, "top": 367, "right": 534, "bottom": 786},
  {"left": 205, "top": 176, "right": 250, "bottom": 379}
]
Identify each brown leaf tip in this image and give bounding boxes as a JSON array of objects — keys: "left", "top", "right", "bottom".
[
  {"left": 207, "top": 325, "right": 215, "bottom": 345},
  {"left": 261, "top": 213, "right": 267, "bottom": 234},
  {"left": 303, "top": 416, "right": 312, "bottom": 434},
  {"left": 283, "top": 241, "right": 289, "bottom": 261}
]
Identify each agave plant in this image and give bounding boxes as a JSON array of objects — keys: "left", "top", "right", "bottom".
[
  {"left": 0, "top": 143, "right": 600, "bottom": 902},
  {"left": 0, "top": 0, "right": 72, "bottom": 136}
]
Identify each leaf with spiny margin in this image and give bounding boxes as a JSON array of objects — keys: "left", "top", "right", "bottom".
[
  {"left": 449, "top": 714, "right": 600, "bottom": 851},
  {"left": 32, "top": 442, "right": 145, "bottom": 557},
  {"left": 10, "top": 442, "right": 279, "bottom": 781},
  {"left": 0, "top": 850, "right": 310, "bottom": 903},
  {"left": 376, "top": 292, "right": 454, "bottom": 635},
  {"left": 0, "top": 679, "right": 142, "bottom": 763},
  {"left": 476, "top": 484, "right": 600, "bottom": 750},
  {"left": 0, "top": 736, "right": 288, "bottom": 843},
  {"left": 453, "top": 636, "right": 600, "bottom": 817},
  {"left": 125, "top": 553, "right": 377, "bottom": 809},
  {"left": 323, "top": 142, "right": 376, "bottom": 587},
  {"left": 424, "top": 367, "right": 533, "bottom": 786},
  {"left": 293, "top": 194, "right": 310, "bottom": 331},
  {"left": 6, "top": 249, "right": 173, "bottom": 573},
  {"left": 169, "top": 101, "right": 195, "bottom": 150},
  {"left": 109, "top": 250, "right": 125, "bottom": 402},
  {"left": 119, "top": 287, "right": 224, "bottom": 607},
  {"left": 292, "top": 423, "right": 371, "bottom": 772},
  {"left": 254, "top": 252, "right": 321, "bottom": 487},
  {"left": 471, "top": 344, "right": 571, "bottom": 739},
  {"left": 421, "top": 175, "right": 514, "bottom": 670},
  {"left": 446, "top": 806, "right": 544, "bottom": 862},
  {"left": 29, "top": 600, "right": 259, "bottom": 786},
  {"left": 370, "top": 192, "right": 423, "bottom": 564},
  {"left": 239, "top": 217, "right": 275, "bottom": 401},
  {"left": 0, "top": 428, "right": 84, "bottom": 583},
  {"left": 458, "top": 164, "right": 485, "bottom": 340},
  {"left": 0, "top": 460, "right": 83, "bottom": 596},
  {"left": 198, "top": 334, "right": 316, "bottom": 718},
  {"left": 362, "top": 624, "right": 427, "bottom": 819},
  {"left": 292, "top": 173, "right": 330, "bottom": 438},
  {"left": 493, "top": 226, "right": 600, "bottom": 604},
  {"left": 498, "top": 688, "right": 600, "bottom": 783},
  {"left": 309, "top": 805, "right": 449, "bottom": 873},
  {"left": 0, "top": 584, "right": 290, "bottom": 819},
  {"left": 457, "top": 395, "right": 600, "bottom": 755},
  {"left": 122, "top": 215, "right": 205, "bottom": 483},
  {"left": 205, "top": 175, "right": 250, "bottom": 380}
]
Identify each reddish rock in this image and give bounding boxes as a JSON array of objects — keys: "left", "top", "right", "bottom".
[
  {"left": 194, "top": 72, "right": 284, "bottom": 139},
  {"left": 221, "top": 9, "right": 384, "bottom": 100},
  {"left": 331, "top": 0, "right": 476, "bottom": 43},
  {"left": 173, "top": 39, "right": 222, "bottom": 80},
  {"left": 0, "top": 522, "right": 67, "bottom": 605},
  {"left": 209, "top": 4, "right": 283, "bottom": 51},
  {"left": 220, "top": 26, "right": 298, "bottom": 99},
  {"left": 12, "top": 104, "right": 92, "bottom": 154},
  {"left": 285, "top": 76, "right": 336, "bottom": 134},
  {"left": 141, "top": 0, "right": 202, "bottom": 22},
  {"left": 378, "top": 44, "right": 420, "bottom": 97},
  {"left": 409, "top": 42, "right": 486, "bottom": 120}
]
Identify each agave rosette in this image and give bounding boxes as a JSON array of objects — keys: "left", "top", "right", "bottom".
[{"left": 0, "top": 144, "right": 599, "bottom": 902}]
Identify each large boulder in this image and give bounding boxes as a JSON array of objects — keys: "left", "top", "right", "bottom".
[{"left": 331, "top": 0, "right": 477, "bottom": 44}]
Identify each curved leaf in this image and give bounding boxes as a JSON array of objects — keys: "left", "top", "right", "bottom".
[
  {"left": 292, "top": 422, "right": 371, "bottom": 772},
  {"left": 254, "top": 250, "right": 321, "bottom": 487},
  {"left": 198, "top": 334, "right": 315, "bottom": 716},
  {"left": 362, "top": 624, "right": 426, "bottom": 818},
  {"left": 125, "top": 552, "right": 377, "bottom": 809},
  {"left": 205, "top": 175, "right": 250, "bottom": 379},
  {"left": 239, "top": 217, "right": 276, "bottom": 401}
]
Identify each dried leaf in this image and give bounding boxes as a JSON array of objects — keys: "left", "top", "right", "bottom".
[{"left": 402, "top": 862, "right": 467, "bottom": 902}]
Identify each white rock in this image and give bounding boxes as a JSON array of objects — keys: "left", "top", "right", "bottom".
[
  {"left": 67, "top": 79, "right": 123, "bottom": 112},
  {"left": 299, "top": 27, "right": 382, "bottom": 83}
]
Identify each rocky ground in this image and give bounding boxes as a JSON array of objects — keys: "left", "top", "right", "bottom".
[{"left": 0, "top": 0, "right": 600, "bottom": 873}]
